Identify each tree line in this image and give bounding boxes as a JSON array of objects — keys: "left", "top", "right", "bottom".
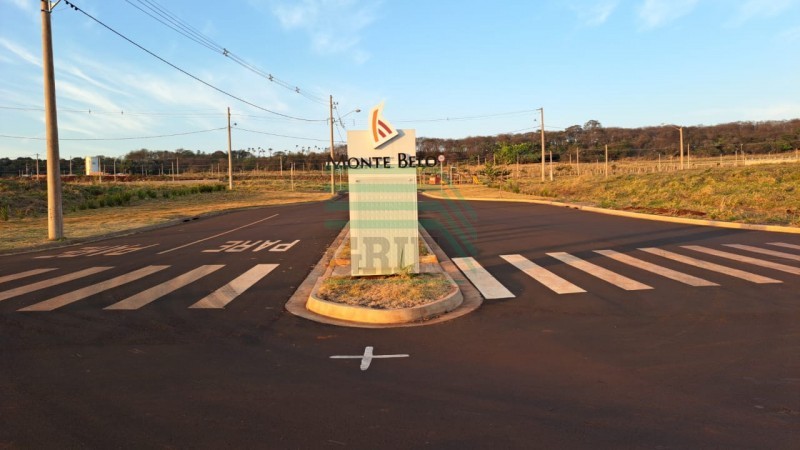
[{"left": 2, "top": 119, "right": 798, "bottom": 176}]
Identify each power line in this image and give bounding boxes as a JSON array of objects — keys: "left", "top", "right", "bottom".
[
  {"left": 395, "top": 109, "right": 539, "bottom": 123},
  {"left": 0, "top": 105, "right": 309, "bottom": 121},
  {"left": 61, "top": 0, "right": 326, "bottom": 123},
  {"left": 124, "top": 0, "right": 328, "bottom": 105},
  {"left": 0, "top": 127, "right": 226, "bottom": 141},
  {"left": 235, "top": 127, "right": 341, "bottom": 143}
]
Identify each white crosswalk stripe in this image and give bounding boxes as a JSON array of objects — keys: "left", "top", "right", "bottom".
[
  {"left": 3, "top": 241, "right": 795, "bottom": 312},
  {"left": 19, "top": 266, "right": 169, "bottom": 312},
  {"left": 547, "top": 252, "right": 653, "bottom": 291},
  {"left": 0, "top": 267, "right": 112, "bottom": 303},
  {"left": 594, "top": 249, "right": 719, "bottom": 287},
  {"left": 639, "top": 248, "right": 781, "bottom": 284},
  {"left": 500, "top": 254, "right": 585, "bottom": 294},
  {"left": 724, "top": 244, "right": 800, "bottom": 262},
  {"left": 0, "top": 268, "right": 58, "bottom": 285},
  {"left": 683, "top": 245, "right": 800, "bottom": 276},
  {"left": 452, "top": 257, "right": 515, "bottom": 299},
  {"left": 769, "top": 242, "right": 800, "bottom": 251},
  {"left": 190, "top": 264, "right": 278, "bottom": 309},
  {"left": 105, "top": 265, "right": 224, "bottom": 310}
]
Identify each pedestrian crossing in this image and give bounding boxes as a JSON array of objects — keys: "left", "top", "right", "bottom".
[
  {"left": 0, "top": 263, "right": 278, "bottom": 312},
  {"left": 456, "top": 242, "right": 799, "bottom": 299},
  {"left": 1, "top": 242, "right": 798, "bottom": 312}
]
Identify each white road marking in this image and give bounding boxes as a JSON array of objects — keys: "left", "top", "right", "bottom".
[
  {"left": 19, "top": 266, "right": 169, "bottom": 312},
  {"left": 639, "top": 248, "right": 781, "bottom": 284},
  {"left": 105, "top": 265, "right": 224, "bottom": 310},
  {"left": 0, "top": 267, "right": 112, "bottom": 303},
  {"left": 723, "top": 244, "right": 800, "bottom": 262},
  {"left": 0, "top": 268, "right": 58, "bottom": 285},
  {"left": 330, "top": 346, "right": 409, "bottom": 371},
  {"left": 683, "top": 245, "right": 800, "bottom": 276},
  {"left": 594, "top": 249, "right": 719, "bottom": 287},
  {"left": 157, "top": 214, "right": 279, "bottom": 255},
  {"left": 452, "top": 257, "right": 515, "bottom": 299},
  {"left": 769, "top": 242, "right": 800, "bottom": 251},
  {"left": 189, "top": 264, "right": 278, "bottom": 309},
  {"left": 547, "top": 252, "right": 653, "bottom": 291},
  {"left": 500, "top": 254, "right": 585, "bottom": 294}
]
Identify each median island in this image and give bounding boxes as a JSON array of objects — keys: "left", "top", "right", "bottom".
[{"left": 305, "top": 227, "right": 466, "bottom": 325}]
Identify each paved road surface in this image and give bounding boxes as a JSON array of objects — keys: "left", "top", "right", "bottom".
[{"left": 1, "top": 195, "right": 798, "bottom": 448}]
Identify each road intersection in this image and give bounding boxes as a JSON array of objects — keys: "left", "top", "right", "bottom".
[{"left": 1, "top": 195, "right": 798, "bottom": 448}]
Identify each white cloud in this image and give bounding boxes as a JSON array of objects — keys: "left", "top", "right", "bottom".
[
  {"left": 269, "top": 0, "right": 378, "bottom": 63},
  {"left": 570, "top": 1, "right": 619, "bottom": 26},
  {"left": 2, "top": 0, "right": 35, "bottom": 12},
  {"left": 637, "top": 0, "right": 699, "bottom": 30},
  {"left": 728, "top": 0, "right": 795, "bottom": 25},
  {"left": 778, "top": 25, "right": 800, "bottom": 42},
  {"left": 0, "top": 37, "right": 41, "bottom": 67}
]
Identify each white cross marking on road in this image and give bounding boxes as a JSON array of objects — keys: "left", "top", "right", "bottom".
[{"left": 330, "top": 346, "right": 409, "bottom": 371}]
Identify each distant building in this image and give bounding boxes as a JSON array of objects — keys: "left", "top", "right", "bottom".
[{"left": 85, "top": 156, "right": 101, "bottom": 175}]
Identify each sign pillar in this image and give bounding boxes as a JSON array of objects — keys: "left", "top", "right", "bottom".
[{"left": 346, "top": 103, "right": 419, "bottom": 276}]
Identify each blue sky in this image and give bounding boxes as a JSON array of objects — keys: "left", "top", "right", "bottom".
[{"left": 1, "top": 0, "right": 799, "bottom": 159}]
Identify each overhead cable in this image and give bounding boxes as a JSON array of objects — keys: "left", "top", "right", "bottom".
[
  {"left": 61, "top": 0, "right": 326, "bottom": 123},
  {"left": 0, "top": 127, "right": 226, "bottom": 141},
  {"left": 124, "top": 0, "right": 327, "bottom": 104}
]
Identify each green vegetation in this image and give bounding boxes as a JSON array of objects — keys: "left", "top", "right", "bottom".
[
  {"left": 0, "top": 178, "right": 332, "bottom": 251},
  {"left": 429, "top": 162, "right": 800, "bottom": 227},
  {"left": 0, "top": 179, "right": 227, "bottom": 219}
]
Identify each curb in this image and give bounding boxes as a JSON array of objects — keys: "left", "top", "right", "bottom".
[
  {"left": 284, "top": 223, "right": 483, "bottom": 328},
  {"left": 421, "top": 191, "right": 800, "bottom": 235}
]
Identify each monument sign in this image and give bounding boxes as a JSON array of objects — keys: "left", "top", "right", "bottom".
[{"left": 345, "top": 103, "right": 420, "bottom": 276}]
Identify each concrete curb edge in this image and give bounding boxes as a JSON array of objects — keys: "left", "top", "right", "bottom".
[
  {"left": 284, "top": 223, "right": 483, "bottom": 328},
  {"left": 421, "top": 191, "right": 800, "bottom": 235}
]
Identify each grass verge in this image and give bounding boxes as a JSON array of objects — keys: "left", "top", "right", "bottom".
[
  {"left": 424, "top": 163, "right": 800, "bottom": 227},
  {"left": 317, "top": 272, "right": 453, "bottom": 309},
  {"left": 0, "top": 180, "right": 331, "bottom": 252}
]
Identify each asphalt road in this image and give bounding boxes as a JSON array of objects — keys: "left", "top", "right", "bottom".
[{"left": 1, "top": 195, "right": 798, "bottom": 449}]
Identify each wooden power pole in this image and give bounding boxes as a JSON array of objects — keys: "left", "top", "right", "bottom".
[
  {"left": 41, "top": 0, "right": 63, "bottom": 240},
  {"left": 227, "top": 107, "right": 233, "bottom": 190}
]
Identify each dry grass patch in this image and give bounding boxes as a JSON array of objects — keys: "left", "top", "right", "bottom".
[
  {"left": 0, "top": 186, "right": 331, "bottom": 252},
  {"left": 317, "top": 273, "right": 453, "bottom": 309},
  {"left": 425, "top": 163, "right": 800, "bottom": 227}
]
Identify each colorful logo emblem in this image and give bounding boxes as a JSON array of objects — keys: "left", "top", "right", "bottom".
[{"left": 370, "top": 102, "right": 399, "bottom": 149}]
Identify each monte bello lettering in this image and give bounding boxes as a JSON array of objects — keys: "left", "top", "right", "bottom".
[{"left": 328, "top": 153, "right": 439, "bottom": 169}]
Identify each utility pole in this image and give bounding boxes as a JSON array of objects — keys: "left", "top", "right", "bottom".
[
  {"left": 36, "top": 153, "right": 40, "bottom": 177},
  {"left": 678, "top": 126, "right": 684, "bottom": 170},
  {"left": 227, "top": 107, "right": 233, "bottom": 190},
  {"left": 329, "top": 95, "right": 335, "bottom": 195},
  {"left": 604, "top": 144, "right": 609, "bottom": 178},
  {"left": 41, "top": 0, "right": 63, "bottom": 239},
  {"left": 538, "top": 107, "right": 545, "bottom": 181},
  {"left": 686, "top": 143, "right": 690, "bottom": 168}
]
